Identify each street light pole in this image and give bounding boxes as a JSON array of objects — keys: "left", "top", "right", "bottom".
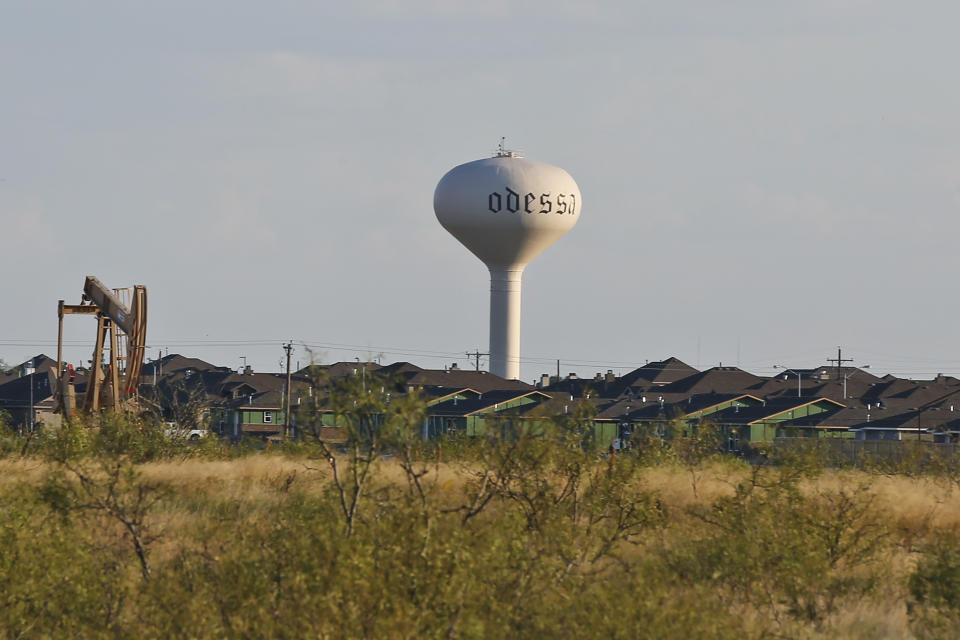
[
  {"left": 842, "top": 365, "right": 870, "bottom": 400},
  {"left": 773, "top": 365, "right": 802, "bottom": 398}
]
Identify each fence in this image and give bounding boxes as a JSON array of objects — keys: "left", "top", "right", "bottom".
[{"left": 773, "top": 437, "right": 958, "bottom": 466}]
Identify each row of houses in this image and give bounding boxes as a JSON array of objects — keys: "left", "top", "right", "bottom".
[{"left": 3, "top": 353, "right": 960, "bottom": 449}]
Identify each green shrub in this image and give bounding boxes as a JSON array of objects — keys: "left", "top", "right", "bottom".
[{"left": 909, "top": 538, "right": 960, "bottom": 639}]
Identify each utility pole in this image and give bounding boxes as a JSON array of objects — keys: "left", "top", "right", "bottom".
[
  {"left": 466, "top": 349, "right": 488, "bottom": 372},
  {"left": 827, "top": 346, "right": 853, "bottom": 381},
  {"left": 283, "top": 341, "right": 293, "bottom": 439},
  {"left": 26, "top": 358, "right": 34, "bottom": 433}
]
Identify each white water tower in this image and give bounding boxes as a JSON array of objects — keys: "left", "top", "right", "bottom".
[{"left": 434, "top": 143, "right": 581, "bottom": 380}]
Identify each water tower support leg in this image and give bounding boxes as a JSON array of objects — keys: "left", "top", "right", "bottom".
[{"left": 488, "top": 267, "right": 524, "bottom": 380}]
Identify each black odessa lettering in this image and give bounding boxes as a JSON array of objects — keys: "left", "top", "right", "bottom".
[
  {"left": 539, "top": 193, "right": 552, "bottom": 213},
  {"left": 570, "top": 193, "right": 576, "bottom": 215},
  {"left": 524, "top": 193, "right": 536, "bottom": 213},
  {"left": 506, "top": 187, "right": 519, "bottom": 213},
  {"left": 488, "top": 192, "right": 502, "bottom": 213},
  {"left": 556, "top": 193, "right": 567, "bottom": 214}
]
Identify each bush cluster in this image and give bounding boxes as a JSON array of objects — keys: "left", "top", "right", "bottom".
[{"left": 0, "top": 384, "right": 957, "bottom": 638}]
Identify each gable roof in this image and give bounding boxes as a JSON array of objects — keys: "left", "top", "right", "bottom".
[
  {"left": 595, "top": 393, "right": 762, "bottom": 422},
  {"left": 0, "top": 371, "right": 55, "bottom": 408},
  {"left": 622, "top": 357, "right": 700, "bottom": 388},
  {"left": 423, "top": 387, "right": 482, "bottom": 406},
  {"left": 141, "top": 354, "right": 220, "bottom": 377},
  {"left": 654, "top": 366, "right": 769, "bottom": 395},
  {"left": 375, "top": 361, "right": 421, "bottom": 375},
  {"left": 861, "top": 379, "right": 960, "bottom": 409},
  {"left": 427, "top": 390, "right": 550, "bottom": 417},
  {"left": 401, "top": 368, "right": 533, "bottom": 393},
  {"left": 222, "top": 389, "right": 285, "bottom": 410},
  {"left": 546, "top": 358, "right": 701, "bottom": 400},
  {"left": 709, "top": 397, "right": 845, "bottom": 426},
  {"left": 3, "top": 354, "right": 58, "bottom": 378},
  {"left": 800, "top": 406, "right": 960, "bottom": 432},
  {"left": 805, "top": 365, "right": 883, "bottom": 383},
  {"left": 296, "top": 361, "right": 384, "bottom": 380}
]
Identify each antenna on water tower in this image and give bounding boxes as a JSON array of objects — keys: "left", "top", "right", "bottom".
[
  {"left": 434, "top": 142, "right": 581, "bottom": 380},
  {"left": 496, "top": 137, "right": 523, "bottom": 158}
]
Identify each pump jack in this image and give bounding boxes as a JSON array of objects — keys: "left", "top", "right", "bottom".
[{"left": 53, "top": 276, "right": 148, "bottom": 415}]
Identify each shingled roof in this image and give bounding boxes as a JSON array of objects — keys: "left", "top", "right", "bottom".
[
  {"left": 427, "top": 390, "right": 550, "bottom": 417},
  {"left": 296, "top": 361, "right": 384, "bottom": 380},
  {"left": 654, "top": 366, "right": 770, "bottom": 395},
  {"left": 708, "top": 397, "right": 845, "bottom": 426},
  {"left": 861, "top": 379, "right": 960, "bottom": 409},
  {"left": 141, "top": 354, "right": 220, "bottom": 377},
  {"left": 621, "top": 357, "right": 700, "bottom": 388},
  {"left": 401, "top": 368, "right": 533, "bottom": 393},
  {"left": 0, "top": 371, "right": 54, "bottom": 409}
]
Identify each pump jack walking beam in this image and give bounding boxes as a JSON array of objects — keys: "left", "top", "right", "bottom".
[
  {"left": 83, "top": 277, "right": 148, "bottom": 396},
  {"left": 54, "top": 276, "right": 148, "bottom": 414}
]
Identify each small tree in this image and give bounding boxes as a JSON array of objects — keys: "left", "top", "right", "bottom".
[
  {"left": 37, "top": 413, "right": 167, "bottom": 581},
  {"left": 304, "top": 372, "right": 416, "bottom": 536}
]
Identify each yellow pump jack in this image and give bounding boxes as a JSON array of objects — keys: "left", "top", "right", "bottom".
[{"left": 52, "top": 276, "right": 148, "bottom": 415}]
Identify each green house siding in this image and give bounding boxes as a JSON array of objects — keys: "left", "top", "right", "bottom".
[
  {"left": 750, "top": 422, "right": 780, "bottom": 443},
  {"left": 240, "top": 410, "right": 283, "bottom": 425},
  {"left": 424, "top": 415, "right": 467, "bottom": 438},
  {"left": 426, "top": 391, "right": 479, "bottom": 407},
  {"left": 782, "top": 427, "right": 853, "bottom": 439},
  {"left": 212, "top": 408, "right": 286, "bottom": 433},
  {"left": 320, "top": 412, "right": 344, "bottom": 427},
  {"left": 744, "top": 401, "right": 844, "bottom": 443},
  {"left": 426, "top": 394, "right": 546, "bottom": 438},
  {"left": 687, "top": 396, "right": 762, "bottom": 420},
  {"left": 593, "top": 422, "right": 618, "bottom": 449},
  {"left": 466, "top": 415, "right": 484, "bottom": 437}
]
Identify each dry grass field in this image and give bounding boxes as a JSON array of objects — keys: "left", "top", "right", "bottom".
[
  {"left": 112, "top": 455, "right": 960, "bottom": 538},
  {"left": 2, "top": 415, "right": 960, "bottom": 639}
]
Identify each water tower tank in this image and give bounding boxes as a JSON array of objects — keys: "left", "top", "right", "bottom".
[{"left": 434, "top": 147, "right": 581, "bottom": 380}]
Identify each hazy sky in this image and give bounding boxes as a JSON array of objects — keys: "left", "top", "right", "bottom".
[{"left": 2, "top": 1, "right": 959, "bottom": 381}]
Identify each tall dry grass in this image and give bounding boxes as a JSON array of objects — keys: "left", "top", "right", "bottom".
[
  {"left": 6, "top": 455, "right": 957, "bottom": 537},
  {"left": 5, "top": 452, "right": 958, "bottom": 639}
]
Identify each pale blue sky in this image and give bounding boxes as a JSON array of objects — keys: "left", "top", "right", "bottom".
[{"left": 2, "top": 1, "right": 959, "bottom": 379}]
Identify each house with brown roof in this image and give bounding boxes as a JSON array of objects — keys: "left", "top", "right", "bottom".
[
  {"left": 0, "top": 355, "right": 65, "bottom": 431},
  {"left": 423, "top": 390, "right": 553, "bottom": 438}
]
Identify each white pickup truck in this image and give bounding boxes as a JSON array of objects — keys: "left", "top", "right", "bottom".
[{"left": 164, "top": 422, "right": 208, "bottom": 441}]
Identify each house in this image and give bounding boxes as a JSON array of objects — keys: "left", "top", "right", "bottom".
[
  {"left": 708, "top": 397, "right": 847, "bottom": 445},
  {"left": 590, "top": 393, "right": 762, "bottom": 449},
  {"left": 540, "top": 357, "right": 701, "bottom": 399},
  {"left": 0, "top": 355, "right": 59, "bottom": 431},
  {"left": 423, "top": 390, "right": 552, "bottom": 438},
  {"left": 138, "top": 355, "right": 306, "bottom": 437},
  {"left": 215, "top": 389, "right": 288, "bottom": 438}
]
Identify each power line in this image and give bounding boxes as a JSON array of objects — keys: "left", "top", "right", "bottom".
[{"left": 11, "top": 336, "right": 960, "bottom": 380}]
